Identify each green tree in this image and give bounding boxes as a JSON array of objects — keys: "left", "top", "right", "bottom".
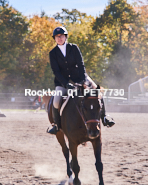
[
  {"left": 0, "top": 2, "right": 29, "bottom": 92},
  {"left": 54, "top": 8, "right": 86, "bottom": 24},
  {"left": 129, "top": 1, "right": 148, "bottom": 77},
  {"left": 93, "top": 0, "right": 138, "bottom": 47},
  {"left": 19, "top": 15, "right": 61, "bottom": 91},
  {"left": 0, "top": 2, "right": 61, "bottom": 92},
  {"left": 93, "top": 0, "right": 139, "bottom": 90}
]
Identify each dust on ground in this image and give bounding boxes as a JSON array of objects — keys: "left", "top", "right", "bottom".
[{"left": 0, "top": 111, "right": 148, "bottom": 185}]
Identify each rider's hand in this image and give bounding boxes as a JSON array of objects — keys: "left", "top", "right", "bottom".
[
  {"left": 83, "top": 79, "right": 92, "bottom": 89},
  {"left": 77, "top": 80, "right": 85, "bottom": 86},
  {"left": 66, "top": 83, "right": 75, "bottom": 89}
]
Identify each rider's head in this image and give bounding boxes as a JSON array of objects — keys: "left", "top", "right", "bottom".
[{"left": 52, "top": 26, "right": 68, "bottom": 45}]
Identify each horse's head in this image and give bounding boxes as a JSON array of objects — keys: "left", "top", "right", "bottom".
[{"left": 77, "top": 87, "right": 102, "bottom": 139}]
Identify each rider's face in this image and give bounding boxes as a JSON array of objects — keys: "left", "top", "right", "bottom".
[{"left": 55, "top": 34, "right": 67, "bottom": 45}]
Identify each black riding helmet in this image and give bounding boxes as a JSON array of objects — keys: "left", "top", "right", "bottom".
[{"left": 52, "top": 26, "right": 68, "bottom": 39}]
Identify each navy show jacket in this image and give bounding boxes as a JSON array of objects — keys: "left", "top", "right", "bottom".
[{"left": 49, "top": 43, "right": 86, "bottom": 87}]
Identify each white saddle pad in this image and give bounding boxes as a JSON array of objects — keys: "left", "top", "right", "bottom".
[{"left": 60, "top": 96, "right": 70, "bottom": 116}]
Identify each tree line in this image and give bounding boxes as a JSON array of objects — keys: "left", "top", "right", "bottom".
[{"left": 0, "top": 0, "right": 147, "bottom": 93}]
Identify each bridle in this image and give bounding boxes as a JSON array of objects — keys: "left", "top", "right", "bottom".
[{"left": 73, "top": 96, "right": 101, "bottom": 130}]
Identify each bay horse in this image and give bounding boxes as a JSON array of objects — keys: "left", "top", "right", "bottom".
[{"left": 48, "top": 85, "right": 104, "bottom": 185}]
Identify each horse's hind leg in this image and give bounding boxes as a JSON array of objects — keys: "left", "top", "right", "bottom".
[
  {"left": 92, "top": 138, "right": 104, "bottom": 185},
  {"left": 56, "top": 131, "right": 72, "bottom": 178},
  {"left": 69, "top": 141, "right": 81, "bottom": 185}
]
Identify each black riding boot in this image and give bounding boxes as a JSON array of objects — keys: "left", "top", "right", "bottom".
[
  {"left": 101, "top": 98, "right": 115, "bottom": 127},
  {"left": 47, "top": 106, "right": 61, "bottom": 135}
]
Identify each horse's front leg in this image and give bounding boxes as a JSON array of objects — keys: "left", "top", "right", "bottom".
[
  {"left": 69, "top": 141, "right": 81, "bottom": 185},
  {"left": 56, "top": 131, "right": 72, "bottom": 178},
  {"left": 91, "top": 137, "right": 104, "bottom": 185}
]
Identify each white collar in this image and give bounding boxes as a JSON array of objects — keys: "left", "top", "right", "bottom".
[
  {"left": 58, "top": 42, "right": 67, "bottom": 57},
  {"left": 58, "top": 42, "right": 67, "bottom": 48}
]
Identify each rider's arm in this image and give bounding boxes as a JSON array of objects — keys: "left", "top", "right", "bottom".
[
  {"left": 49, "top": 50, "right": 68, "bottom": 88},
  {"left": 73, "top": 44, "right": 86, "bottom": 82}
]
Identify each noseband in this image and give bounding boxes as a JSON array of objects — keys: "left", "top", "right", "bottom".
[{"left": 73, "top": 96, "right": 101, "bottom": 129}]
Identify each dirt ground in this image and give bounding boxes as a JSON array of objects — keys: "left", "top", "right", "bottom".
[{"left": 0, "top": 111, "right": 148, "bottom": 185}]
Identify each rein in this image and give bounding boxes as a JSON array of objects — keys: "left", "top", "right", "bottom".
[{"left": 73, "top": 96, "right": 100, "bottom": 129}]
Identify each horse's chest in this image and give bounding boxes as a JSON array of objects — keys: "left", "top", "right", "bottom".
[{"left": 69, "top": 127, "right": 88, "bottom": 144}]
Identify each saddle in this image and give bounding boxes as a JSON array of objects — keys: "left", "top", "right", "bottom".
[{"left": 47, "top": 96, "right": 70, "bottom": 125}]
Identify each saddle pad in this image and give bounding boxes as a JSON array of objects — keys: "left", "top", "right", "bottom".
[{"left": 60, "top": 96, "right": 70, "bottom": 116}]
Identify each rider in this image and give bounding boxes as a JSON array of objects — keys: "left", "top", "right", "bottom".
[{"left": 47, "top": 26, "right": 115, "bottom": 135}]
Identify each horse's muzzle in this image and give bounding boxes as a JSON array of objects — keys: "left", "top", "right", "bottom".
[{"left": 85, "top": 119, "right": 100, "bottom": 139}]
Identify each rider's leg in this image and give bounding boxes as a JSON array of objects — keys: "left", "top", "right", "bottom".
[
  {"left": 101, "top": 98, "right": 115, "bottom": 127},
  {"left": 47, "top": 86, "right": 67, "bottom": 135}
]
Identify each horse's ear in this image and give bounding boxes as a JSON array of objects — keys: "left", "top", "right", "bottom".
[{"left": 96, "top": 85, "right": 100, "bottom": 89}]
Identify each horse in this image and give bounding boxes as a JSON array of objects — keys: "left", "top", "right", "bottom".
[{"left": 48, "top": 85, "right": 104, "bottom": 185}]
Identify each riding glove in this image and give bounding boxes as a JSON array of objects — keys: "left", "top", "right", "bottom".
[{"left": 66, "top": 83, "right": 75, "bottom": 89}]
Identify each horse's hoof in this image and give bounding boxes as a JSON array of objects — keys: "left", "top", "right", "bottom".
[
  {"left": 68, "top": 175, "right": 73, "bottom": 185},
  {"left": 73, "top": 179, "right": 81, "bottom": 185}
]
